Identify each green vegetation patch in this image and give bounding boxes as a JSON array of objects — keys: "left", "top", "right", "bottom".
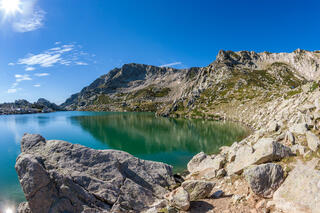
[
  {"left": 310, "top": 82, "right": 319, "bottom": 92},
  {"left": 95, "top": 94, "right": 112, "bottom": 104},
  {"left": 286, "top": 88, "right": 302, "bottom": 98},
  {"left": 128, "top": 86, "right": 171, "bottom": 99}
]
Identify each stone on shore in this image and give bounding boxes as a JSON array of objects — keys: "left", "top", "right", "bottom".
[
  {"left": 291, "top": 144, "right": 307, "bottom": 155},
  {"left": 271, "top": 159, "right": 320, "bottom": 213},
  {"left": 289, "top": 123, "right": 309, "bottom": 135},
  {"left": 187, "top": 152, "right": 225, "bottom": 175},
  {"left": 187, "top": 152, "right": 213, "bottom": 173},
  {"left": 244, "top": 163, "right": 284, "bottom": 198},
  {"left": 284, "top": 131, "right": 295, "bottom": 145},
  {"left": 306, "top": 131, "right": 320, "bottom": 152},
  {"left": 15, "top": 134, "right": 175, "bottom": 213},
  {"left": 164, "top": 187, "right": 190, "bottom": 211},
  {"left": 181, "top": 180, "right": 215, "bottom": 201},
  {"left": 226, "top": 138, "right": 292, "bottom": 175}
]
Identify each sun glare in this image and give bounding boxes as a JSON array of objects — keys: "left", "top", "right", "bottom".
[
  {"left": 5, "top": 207, "right": 14, "bottom": 213},
  {"left": 0, "top": 0, "right": 22, "bottom": 16}
]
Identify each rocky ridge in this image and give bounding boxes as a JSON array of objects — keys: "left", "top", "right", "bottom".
[
  {"left": 61, "top": 49, "right": 320, "bottom": 120},
  {"left": 0, "top": 98, "right": 61, "bottom": 115}
]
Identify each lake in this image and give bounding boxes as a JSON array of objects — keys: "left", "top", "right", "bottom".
[{"left": 0, "top": 111, "right": 248, "bottom": 208}]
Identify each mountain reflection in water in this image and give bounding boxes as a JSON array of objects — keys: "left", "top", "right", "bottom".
[{"left": 71, "top": 112, "right": 248, "bottom": 156}]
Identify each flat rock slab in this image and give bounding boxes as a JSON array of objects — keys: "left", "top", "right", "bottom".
[
  {"left": 226, "top": 138, "right": 292, "bottom": 175},
  {"left": 271, "top": 159, "right": 320, "bottom": 213},
  {"left": 15, "top": 134, "right": 175, "bottom": 213}
]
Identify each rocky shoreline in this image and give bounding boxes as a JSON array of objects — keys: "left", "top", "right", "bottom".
[
  {"left": 0, "top": 99, "right": 61, "bottom": 115},
  {"left": 15, "top": 87, "right": 320, "bottom": 213}
]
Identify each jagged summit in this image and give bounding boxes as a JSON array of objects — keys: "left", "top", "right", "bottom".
[{"left": 213, "top": 49, "right": 320, "bottom": 80}]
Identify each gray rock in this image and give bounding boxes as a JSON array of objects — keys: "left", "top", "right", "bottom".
[
  {"left": 226, "top": 145, "right": 253, "bottom": 175},
  {"left": 272, "top": 159, "right": 320, "bottom": 213},
  {"left": 20, "top": 133, "right": 46, "bottom": 152},
  {"left": 212, "top": 190, "right": 224, "bottom": 199},
  {"left": 227, "top": 149, "right": 236, "bottom": 162},
  {"left": 291, "top": 144, "right": 307, "bottom": 155},
  {"left": 268, "top": 121, "right": 280, "bottom": 132},
  {"left": 284, "top": 131, "right": 295, "bottom": 145},
  {"left": 164, "top": 187, "right": 190, "bottom": 211},
  {"left": 244, "top": 163, "right": 284, "bottom": 198},
  {"left": 212, "top": 154, "right": 226, "bottom": 171},
  {"left": 187, "top": 152, "right": 225, "bottom": 174},
  {"left": 289, "top": 123, "right": 309, "bottom": 135},
  {"left": 187, "top": 152, "right": 212, "bottom": 173},
  {"left": 216, "top": 168, "right": 227, "bottom": 178},
  {"left": 17, "top": 202, "right": 31, "bottom": 213},
  {"left": 232, "top": 194, "right": 244, "bottom": 204},
  {"left": 15, "top": 134, "right": 175, "bottom": 213},
  {"left": 227, "top": 138, "right": 292, "bottom": 175},
  {"left": 306, "top": 131, "right": 320, "bottom": 152},
  {"left": 251, "top": 138, "right": 293, "bottom": 164},
  {"left": 181, "top": 180, "right": 215, "bottom": 201}
]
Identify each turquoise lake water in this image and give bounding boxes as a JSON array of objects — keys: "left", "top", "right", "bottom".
[{"left": 0, "top": 111, "right": 248, "bottom": 208}]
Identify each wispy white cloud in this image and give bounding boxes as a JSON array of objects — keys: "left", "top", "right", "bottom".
[
  {"left": 12, "top": 82, "right": 19, "bottom": 88},
  {"left": 15, "top": 43, "right": 92, "bottom": 69},
  {"left": 7, "top": 74, "right": 32, "bottom": 93},
  {"left": 13, "top": 8, "right": 45, "bottom": 33},
  {"left": 76, "top": 62, "right": 88, "bottom": 66},
  {"left": 8, "top": 62, "right": 15, "bottom": 66},
  {"left": 33, "top": 84, "right": 41, "bottom": 87},
  {"left": 7, "top": 88, "right": 18, "bottom": 94},
  {"left": 160, "top": 62, "right": 182, "bottom": 67},
  {"left": 19, "top": 53, "right": 62, "bottom": 67},
  {"left": 25, "top": 67, "right": 35, "bottom": 71},
  {"left": 15, "top": 74, "right": 32, "bottom": 82},
  {"left": 34, "top": 73, "right": 49, "bottom": 77}
]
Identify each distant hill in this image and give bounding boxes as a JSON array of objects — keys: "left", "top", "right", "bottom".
[{"left": 0, "top": 98, "right": 62, "bottom": 115}]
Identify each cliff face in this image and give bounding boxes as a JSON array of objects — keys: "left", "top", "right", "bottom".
[{"left": 61, "top": 50, "right": 320, "bottom": 119}]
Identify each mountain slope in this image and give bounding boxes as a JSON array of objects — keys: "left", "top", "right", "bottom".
[{"left": 62, "top": 49, "right": 320, "bottom": 119}]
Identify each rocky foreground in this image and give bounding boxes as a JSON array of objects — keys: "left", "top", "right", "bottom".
[{"left": 15, "top": 134, "right": 175, "bottom": 213}]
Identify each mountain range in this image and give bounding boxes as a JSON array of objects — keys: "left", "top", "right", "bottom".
[{"left": 61, "top": 49, "right": 320, "bottom": 119}]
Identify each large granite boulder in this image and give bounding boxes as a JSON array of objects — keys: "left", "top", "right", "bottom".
[
  {"left": 306, "top": 132, "right": 320, "bottom": 152},
  {"left": 187, "top": 152, "right": 225, "bottom": 175},
  {"left": 15, "top": 134, "right": 176, "bottom": 213},
  {"left": 226, "top": 138, "right": 292, "bottom": 175},
  {"left": 271, "top": 159, "right": 320, "bottom": 213},
  {"left": 244, "top": 163, "right": 284, "bottom": 198}
]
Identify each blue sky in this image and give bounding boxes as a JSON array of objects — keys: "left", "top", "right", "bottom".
[{"left": 0, "top": 0, "right": 320, "bottom": 104}]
